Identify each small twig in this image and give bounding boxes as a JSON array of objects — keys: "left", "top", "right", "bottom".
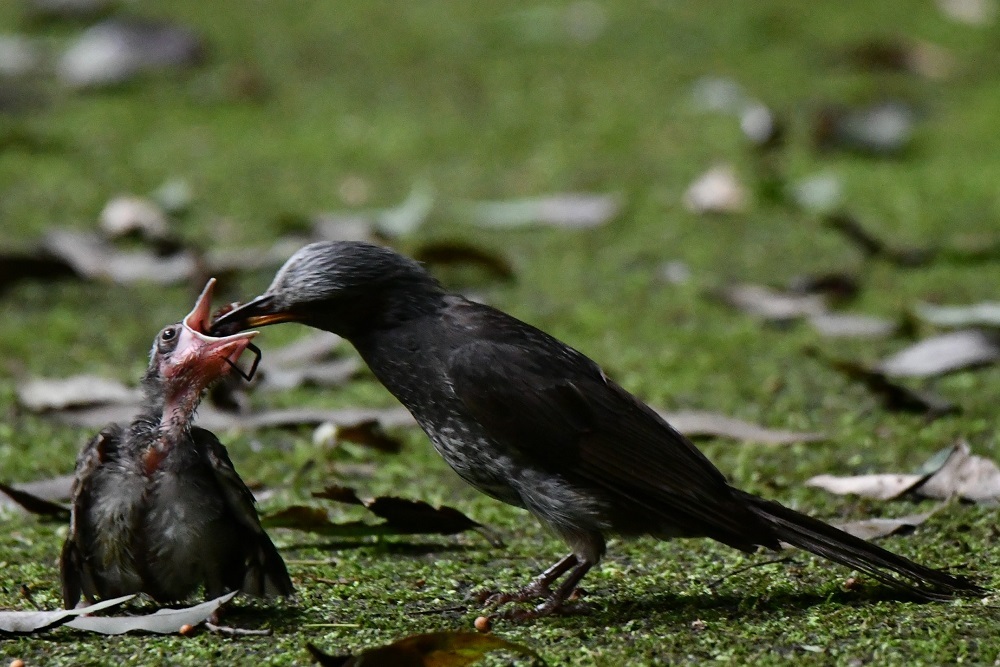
[
  {"left": 283, "top": 558, "right": 339, "bottom": 566},
  {"left": 205, "top": 622, "right": 273, "bottom": 636},
  {"left": 412, "top": 604, "right": 468, "bottom": 616},
  {"left": 302, "top": 622, "right": 362, "bottom": 628}
]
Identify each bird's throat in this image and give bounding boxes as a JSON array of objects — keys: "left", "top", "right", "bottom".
[{"left": 145, "top": 390, "right": 198, "bottom": 474}]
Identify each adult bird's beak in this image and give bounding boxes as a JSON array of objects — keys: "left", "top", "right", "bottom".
[
  {"left": 164, "top": 279, "right": 259, "bottom": 383},
  {"left": 209, "top": 294, "right": 299, "bottom": 336}
]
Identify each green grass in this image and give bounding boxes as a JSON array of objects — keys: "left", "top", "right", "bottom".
[{"left": 3, "top": 1, "right": 1000, "bottom": 664}]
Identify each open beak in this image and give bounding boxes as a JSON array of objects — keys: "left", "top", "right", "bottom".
[
  {"left": 169, "top": 279, "right": 260, "bottom": 381},
  {"left": 209, "top": 293, "right": 300, "bottom": 336}
]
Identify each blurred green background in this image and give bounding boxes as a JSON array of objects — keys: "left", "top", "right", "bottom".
[{"left": 2, "top": 1, "right": 1000, "bottom": 664}]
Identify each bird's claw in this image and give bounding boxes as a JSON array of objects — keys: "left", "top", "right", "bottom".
[
  {"left": 479, "top": 584, "right": 590, "bottom": 624},
  {"left": 487, "top": 594, "right": 591, "bottom": 623},
  {"left": 476, "top": 581, "right": 551, "bottom": 608}
]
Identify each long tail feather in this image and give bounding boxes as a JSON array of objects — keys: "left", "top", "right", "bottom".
[{"left": 737, "top": 490, "right": 985, "bottom": 600}]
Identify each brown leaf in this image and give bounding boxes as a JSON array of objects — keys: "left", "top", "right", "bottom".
[
  {"left": 842, "top": 38, "right": 954, "bottom": 80},
  {"left": 311, "top": 486, "right": 488, "bottom": 538},
  {"left": 263, "top": 506, "right": 340, "bottom": 532},
  {"left": 312, "top": 485, "right": 364, "bottom": 505},
  {"left": 366, "top": 497, "right": 482, "bottom": 536},
  {"left": 308, "top": 631, "right": 541, "bottom": 667},
  {"left": 334, "top": 420, "right": 404, "bottom": 453}
]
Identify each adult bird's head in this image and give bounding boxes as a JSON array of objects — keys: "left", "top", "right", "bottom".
[
  {"left": 145, "top": 278, "right": 258, "bottom": 424},
  {"left": 210, "top": 241, "right": 445, "bottom": 339}
]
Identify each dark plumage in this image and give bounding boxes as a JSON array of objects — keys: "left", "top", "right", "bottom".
[
  {"left": 211, "top": 241, "right": 982, "bottom": 620},
  {"left": 61, "top": 280, "right": 293, "bottom": 608}
]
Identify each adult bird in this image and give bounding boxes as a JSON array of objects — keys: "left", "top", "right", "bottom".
[
  {"left": 211, "top": 241, "right": 981, "bottom": 620},
  {"left": 61, "top": 279, "right": 293, "bottom": 608}
]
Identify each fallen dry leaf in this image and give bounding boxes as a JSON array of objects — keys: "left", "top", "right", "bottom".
[
  {"left": 307, "top": 631, "right": 541, "bottom": 667},
  {"left": 99, "top": 195, "right": 172, "bottom": 245},
  {"left": 16, "top": 374, "right": 139, "bottom": 412},
  {"left": 265, "top": 486, "right": 496, "bottom": 544},
  {"left": 807, "top": 312, "right": 897, "bottom": 339},
  {"left": 64, "top": 592, "right": 237, "bottom": 635},
  {"left": 329, "top": 420, "right": 405, "bottom": 453},
  {"left": 683, "top": 165, "right": 748, "bottom": 215},
  {"left": 313, "top": 183, "right": 434, "bottom": 240},
  {"left": 824, "top": 213, "right": 932, "bottom": 266},
  {"left": 465, "top": 193, "right": 621, "bottom": 229},
  {"left": 807, "top": 349, "right": 959, "bottom": 418},
  {"left": 877, "top": 330, "right": 1000, "bottom": 378},
  {"left": 0, "top": 595, "right": 133, "bottom": 635},
  {"left": 841, "top": 38, "right": 954, "bottom": 80},
  {"left": 916, "top": 301, "right": 1000, "bottom": 328},
  {"left": 43, "top": 229, "right": 197, "bottom": 285},
  {"left": 808, "top": 442, "right": 1000, "bottom": 504},
  {"left": 833, "top": 509, "right": 938, "bottom": 541},
  {"left": 659, "top": 410, "right": 824, "bottom": 445},
  {"left": 718, "top": 283, "right": 826, "bottom": 322},
  {"left": 915, "top": 441, "right": 1000, "bottom": 502},
  {"left": 813, "top": 101, "right": 916, "bottom": 155},
  {"left": 58, "top": 17, "right": 205, "bottom": 90},
  {"left": 806, "top": 473, "right": 924, "bottom": 500}
]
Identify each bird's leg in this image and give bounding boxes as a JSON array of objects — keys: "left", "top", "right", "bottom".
[
  {"left": 494, "top": 559, "right": 594, "bottom": 622},
  {"left": 481, "top": 553, "right": 578, "bottom": 607}
]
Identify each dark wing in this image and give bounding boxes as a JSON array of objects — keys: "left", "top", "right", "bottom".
[
  {"left": 193, "top": 428, "right": 293, "bottom": 597},
  {"left": 445, "top": 326, "right": 772, "bottom": 550},
  {"left": 61, "top": 425, "right": 121, "bottom": 608}
]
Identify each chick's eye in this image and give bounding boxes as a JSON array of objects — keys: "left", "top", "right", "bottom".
[{"left": 161, "top": 327, "right": 177, "bottom": 342}]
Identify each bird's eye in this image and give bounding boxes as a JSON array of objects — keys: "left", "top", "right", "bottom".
[{"left": 161, "top": 327, "right": 177, "bottom": 341}]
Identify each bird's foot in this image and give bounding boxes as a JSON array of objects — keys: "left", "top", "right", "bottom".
[
  {"left": 476, "top": 579, "right": 551, "bottom": 608},
  {"left": 475, "top": 552, "right": 581, "bottom": 608},
  {"left": 489, "top": 590, "right": 591, "bottom": 623}
]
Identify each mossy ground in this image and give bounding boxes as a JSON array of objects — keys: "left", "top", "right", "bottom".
[{"left": 2, "top": 1, "right": 1000, "bottom": 664}]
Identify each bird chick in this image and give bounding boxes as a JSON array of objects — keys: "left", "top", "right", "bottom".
[{"left": 61, "top": 279, "right": 292, "bottom": 608}]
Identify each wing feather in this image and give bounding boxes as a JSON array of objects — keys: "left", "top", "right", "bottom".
[{"left": 444, "top": 312, "right": 772, "bottom": 549}]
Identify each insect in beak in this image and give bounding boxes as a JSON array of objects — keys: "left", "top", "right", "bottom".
[{"left": 224, "top": 341, "right": 262, "bottom": 382}]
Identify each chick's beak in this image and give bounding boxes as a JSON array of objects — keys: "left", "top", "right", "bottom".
[
  {"left": 166, "top": 279, "right": 259, "bottom": 382},
  {"left": 209, "top": 293, "right": 300, "bottom": 336}
]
